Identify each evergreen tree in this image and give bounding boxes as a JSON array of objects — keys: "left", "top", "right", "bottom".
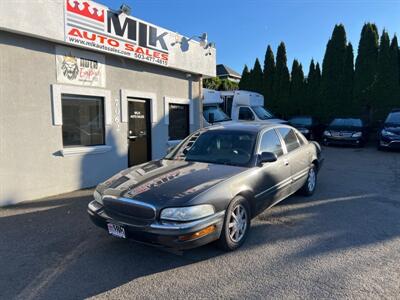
[
  {"left": 263, "top": 45, "right": 276, "bottom": 108},
  {"left": 239, "top": 65, "right": 250, "bottom": 90},
  {"left": 273, "top": 42, "right": 290, "bottom": 117},
  {"left": 343, "top": 42, "right": 355, "bottom": 116},
  {"left": 249, "top": 58, "right": 263, "bottom": 93},
  {"left": 289, "top": 59, "right": 305, "bottom": 116},
  {"left": 354, "top": 23, "right": 379, "bottom": 118},
  {"left": 321, "top": 24, "right": 348, "bottom": 121},
  {"left": 389, "top": 35, "right": 400, "bottom": 108},
  {"left": 306, "top": 59, "right": 321, "bottom": 117},
  {"left": 373, "top": 30, "right": 399, "bottom": 121}
]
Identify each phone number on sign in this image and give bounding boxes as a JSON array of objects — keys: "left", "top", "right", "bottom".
[{"left": 134, "top": 53, "right": 168, "bottom": 66}]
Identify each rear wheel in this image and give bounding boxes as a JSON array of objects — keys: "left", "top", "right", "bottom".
[
  {"left": 217, "top": 196, "right": 250, "bottom": 251},
  {"left": 299, "top": 164, "right": 317, "bottom": 196}
]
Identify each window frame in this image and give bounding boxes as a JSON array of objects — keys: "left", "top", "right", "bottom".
[{"left": 51, "top": 84, "right": 112, "bottom": 156}]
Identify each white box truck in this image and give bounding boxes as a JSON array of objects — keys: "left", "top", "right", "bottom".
[
  {"left": 220, "top": 90, "right": 286, "bottom": 123},
  {"left": 203, "top": 89, "right": 286, "bottom": 124}
]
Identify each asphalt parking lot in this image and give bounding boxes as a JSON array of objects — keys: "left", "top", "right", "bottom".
[{"left": 1, "top": 146, "right": 399, "bottom": 299}]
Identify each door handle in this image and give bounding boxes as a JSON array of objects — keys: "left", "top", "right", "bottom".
[
  {"left": 283, "top": 160, "right": 289, "bottom": 166},
  {"left": 128, "top": 135, "right": 138, "bottom": 140}
]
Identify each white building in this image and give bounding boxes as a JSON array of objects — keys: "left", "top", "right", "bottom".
[{"left": 0, "top": 0, "right": 216, "bottom": 205}]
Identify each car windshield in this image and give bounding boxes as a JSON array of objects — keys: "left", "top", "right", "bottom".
[
  {"left": 251, "top": 106, "right": 275, "bottom": 120},
  {"left": 289, "top": 117, "right": 312, "bottom": 126},
  {"left": 385, "top": 112, "right": 400, "bottom": 125},
  {"left": 203, "top": 105, "right": 231, "bottom": 123},
  {"left": 165, "top": 130, "right": 256, "bottom": 167},
  {"left": 330, "top": 118, "right": 362, "bottom": 128}
]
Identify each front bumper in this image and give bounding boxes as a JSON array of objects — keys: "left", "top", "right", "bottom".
[
  {"left": 323, "top": 136, "right": 362, "bottom": 146},
  {"left": 87, "top": 201, "right": 225, "bottom": 250},
  {"left": 379, "top": 136, "right": 400, "bottom": 149}
]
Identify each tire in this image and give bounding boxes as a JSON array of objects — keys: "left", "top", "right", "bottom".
[
  {"left": 299, "top": 164, "right": 317, "bottom": 196},
  {"left": 217, "top": 196, "right": 251, "bottom": 251}
]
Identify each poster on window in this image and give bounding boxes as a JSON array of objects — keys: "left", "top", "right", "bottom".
[{"left": 56, "top": 45, "right": 105, "bottom": 87}]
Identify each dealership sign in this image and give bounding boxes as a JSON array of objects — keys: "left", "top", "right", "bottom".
[
  {"left": 64, "top": 0, "right": 170, "bottom": 66},
  {"left": 56, "top": 45, "right": 106, "bottom": 87}
]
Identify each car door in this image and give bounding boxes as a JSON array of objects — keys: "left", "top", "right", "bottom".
[
  {"left": 253, "top": 129, "right": 292, "bottom": 212},
  {"left": 277, "top": 127, "right": 310, "bottom": 193}
]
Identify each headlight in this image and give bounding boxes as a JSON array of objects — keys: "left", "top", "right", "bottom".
[
  {"left": 94, "top": 190, "right": 102, "bottom": 203},
  {"left": 382, "top": 129, "right": 395, "bottom": 136},
  {"left": 323, "top": 130, "right": 331, "bottom": 136},
  {"left": 352, "top": 131, "right": 362, "bottom": 138},
  {"left": 160, "top": 205, "right": 215, "bottom": 221}
]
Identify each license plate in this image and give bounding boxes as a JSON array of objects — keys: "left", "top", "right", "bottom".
[{"left": 107, "top": 223, "right": 126, "bottom": 239}]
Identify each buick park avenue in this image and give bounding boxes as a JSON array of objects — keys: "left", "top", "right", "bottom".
[{"left": 88, "top": 123, "right": 323, "bottom": 251}]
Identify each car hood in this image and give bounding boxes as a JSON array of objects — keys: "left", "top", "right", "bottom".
[
  {"left": 97, "top": 159, "right": 246, "bottom": 208},
  {"left": 384, "top": 124, "right": 400, "bottom": 134}
]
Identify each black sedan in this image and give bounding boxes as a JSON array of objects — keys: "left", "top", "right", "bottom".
[
  {"left": 322, "top": 118, "right": 368, "bottom": 147},
  {"left": 88, "top": 123, "right": 323, "bottom": 251},
  {"left": 378, "top": 109, "right": 400, "bottom": 150},
  {"left": 288, "top": 116, "right": 324, "bottom": 140}
]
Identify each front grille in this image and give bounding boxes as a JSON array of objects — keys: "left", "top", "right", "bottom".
[{"left": 102, "top": 196, "right": 156, "bottom": 221}]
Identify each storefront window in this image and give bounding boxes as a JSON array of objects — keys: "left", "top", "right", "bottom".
[
  {"left": 61, "top": 94, "right": 105, "bottom": 147},
  {"left": 168, "top": 103, "right": 189, "bottom": 140}
]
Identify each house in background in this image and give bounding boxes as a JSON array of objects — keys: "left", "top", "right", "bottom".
[{"left": 216, "top": 64, "right": 241, "bottom": 83}]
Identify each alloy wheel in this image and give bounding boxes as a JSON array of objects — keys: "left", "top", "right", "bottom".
[
  {"left": 228, "top": 204, "right": 248, "bottom": 243},
  {"left": 308, "top": 167, "right": 316, "bottom": 192}
]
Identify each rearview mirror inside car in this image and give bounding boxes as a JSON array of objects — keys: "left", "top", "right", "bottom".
[{"left": 259, "top": 152, "right": 278, "bottom": 164}]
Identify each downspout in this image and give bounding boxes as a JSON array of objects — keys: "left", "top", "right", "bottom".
[{"left": 199, "top": 75, "right": 204, "bottom": 128}]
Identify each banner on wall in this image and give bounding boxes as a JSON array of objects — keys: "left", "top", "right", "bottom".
[
  {"left": 64, "top": 0, "right": 170, "bottom": 67},
  {"left": 55, "top": 45, "right": 106, "bottom": 87}
]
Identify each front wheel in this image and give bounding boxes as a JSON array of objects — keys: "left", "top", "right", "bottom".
[
  {"left": 299, "top": 164, "right": 317, "bottom": 196},
  {"left": 217, "top": 196, "right": 251, "bottom": 251}
]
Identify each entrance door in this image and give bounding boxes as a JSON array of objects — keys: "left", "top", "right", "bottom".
[{"left": 128, "top": 99, "right": 151, "bottom": 167}]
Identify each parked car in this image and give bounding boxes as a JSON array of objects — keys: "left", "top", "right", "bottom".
[
  {"left": 377, "top": 108, "right": 400, "bottom": 150},
  {"left": 288, "top": 116, "right": 324, "bottom": 140},
  {"left": 88, "top": 123, "right": 323, "bottom": 251},
  {"left": 322, "top": 118, "right": 368, "bottom": 147}
]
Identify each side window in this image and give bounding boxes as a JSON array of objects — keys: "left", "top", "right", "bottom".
[
  {"left": 61, "top": 94, "right": 105, "bottom": 147},
  {"left": 259, "top": 130, "right": 284, "bottom": 157},
  {"left": 238, "top": 107, "right": 255, "bottom": 121},
  {"left": 169, "top": 103, "right": 189, "bottom": 140},
  {"left": 278, "top": 128, "right": 301, "bottom": 152}
]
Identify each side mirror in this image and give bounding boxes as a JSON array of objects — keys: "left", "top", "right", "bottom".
[
  {"left": 259, "top": 152, "right": 278, "bottom": 164},
  {"left": 209, "top": 112, "right": 215, "bottom": 124}
]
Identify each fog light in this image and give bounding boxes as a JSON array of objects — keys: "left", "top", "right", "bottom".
[{"left": 178, "top": 225, "right": 216, "bottom": 241}]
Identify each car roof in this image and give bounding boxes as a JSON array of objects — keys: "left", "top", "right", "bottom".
[
  {"left": 390, "top": 108, "right": 400, "bottom": 113},
  {"left": 205, "top": 122, "right": 289, "bottom": 133}
]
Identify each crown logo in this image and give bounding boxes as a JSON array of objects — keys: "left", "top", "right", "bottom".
[{"left": 66, "top": 0, "right": 105, "bottom": 22}]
